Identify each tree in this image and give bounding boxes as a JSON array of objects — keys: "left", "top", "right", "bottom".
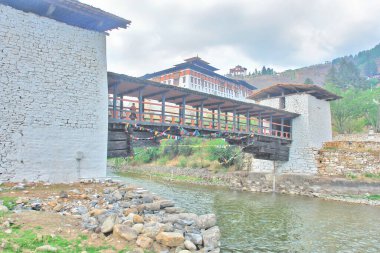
[
  {"left": 325, "top": 59, "right": 368, "bottom": 89},
  {"left": 364, "top": 60, "right": 378, "bottom": 76},
  {"left": 304, "top": 78, "right": 314, "bottom": 84},
  {"left": 261, "top": 66, "right": 267, "bottom": 75}
]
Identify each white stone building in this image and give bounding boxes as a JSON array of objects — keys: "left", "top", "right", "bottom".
[
  {"left": 0, "top": 0, "right": 130, "bottom": 182},
  {"left": 142, "top": 57, "right": 256, "bottom": 99},
  {"left": 248, "top": 84, "right": 340, "bottom": 174}
]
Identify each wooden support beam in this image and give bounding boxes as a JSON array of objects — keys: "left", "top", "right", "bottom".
[
  {"left": 119, "top": 95, "right": 123, "bottom": 119},
  {"left": 246, "top": 111, "right": 250, "bottom": 132},
  {"left": 200, "top": 101, "right": 204, "bottom": 128},
  {"left": 166, "top": 94, "right": 189, "bottom": 101},
  {"left": 120, "top": 86, "right": 145, "bottom": 96},
  {"left": 144, "top": 90, "right": 169, "bottom": 99},
  {"left": 161, "top": 93, "right": 166, "bottom": 123},
  {"left": 233, "top": 109, "right": 236, "bottom": 131},
  {"left": 186, "top": 98, "right": 208, "bottom": 104},
  {"left": 280, "top": 118, "right": 284, "bottom": 138},
  {"left": 112, "top": 86, "right": 117, "bottom": 119},
  {"left": 203, "top": 102, "right": 224, "bottom": 107},
  {"left": 196, "top": 106, "right": 199, "bottom": 127},
  {"left": 212, "top": 110, "right": 215, "bottom": 128},
  {"left": 181, "top": 96, "right": 186, "bottom": 125},
  {"left": 138, "top": 88, "right": 143, "bottom": 122},
  {"left": 217, "top": 104, "right": 221, "bottom": 130}
]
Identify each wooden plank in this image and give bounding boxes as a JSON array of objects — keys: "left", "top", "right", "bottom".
[
  {"left": 108, "top": 131, "right": 127, "bottom": 141},
  {"left": 108, "top": 140, "right": 127, "bottom": 150}
]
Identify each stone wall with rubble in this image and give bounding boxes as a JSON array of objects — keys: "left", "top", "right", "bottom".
[
  {"left": 251, "top": 93, "right": 332, "bottom": 174},
  {"left": 0, "top": 5, "right": 108, "bottom": 182},
  {"left": 333, "top": 133, "right": 380, "bottom": 142},
  {"left": 317, "top": 141, "right": 380, "bottom": 176}
]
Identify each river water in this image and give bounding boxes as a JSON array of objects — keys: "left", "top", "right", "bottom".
[{"left": 117, "top": 174, "right": 380, "bottom": 253}]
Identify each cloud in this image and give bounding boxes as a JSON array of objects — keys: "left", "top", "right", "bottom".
[{"left": 81, "top": 0, "right": 380, "bottom": 76}]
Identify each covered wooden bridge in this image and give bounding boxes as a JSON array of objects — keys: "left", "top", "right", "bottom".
[{"left": 107, "top": 72, "right": 299, "bottom": 161}]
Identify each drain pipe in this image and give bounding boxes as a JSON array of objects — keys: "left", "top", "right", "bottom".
[{"left": 272, "top": 160, "right": 277, "bottom": 193}]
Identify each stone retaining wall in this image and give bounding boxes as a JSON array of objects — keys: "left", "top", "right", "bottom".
[
  {"left": 317, "top": 141, "right": 380, "bottom": 176},
  {"left": 334, "top": 133, "right": 380, "bottom": 142},
  {"left": 120, "top": 166, "right": 380, "bottom": 196}
]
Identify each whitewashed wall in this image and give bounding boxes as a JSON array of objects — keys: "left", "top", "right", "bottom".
[
  {"left": 252, "top": 94, "right": 332, "bottom": 174},
  {"left": 0, "top": 5, "right": 108, "bottom": 182}
]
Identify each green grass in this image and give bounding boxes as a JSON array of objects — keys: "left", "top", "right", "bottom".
[
  {"left": 367, "top": 194, "right": 380, "bottom": 200},
  {"left": 0, "top": 196, "right": 17, "bottom": 210},
  {"left": 364, "top": 173, "right": 380, "bottom": 179},
  {"left": 0, "top": 227, "right": 111, "bottom": 252},
  {"left": 345, "top": 173, "right": 358, "bottom": 179}
]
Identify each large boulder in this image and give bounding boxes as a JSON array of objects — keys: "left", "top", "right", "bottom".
[
  {"left": 184, "top": 240, "right": 197, "bottom": 251},
  {"left": 136, "top": 235, "right": 154, "bottom": 249},
  {"left": 113, "top": 224, "right": 138, "bottom": 241},
  {"left": 156, "top": 232, "right": 185, "bottom": 247},
  {"left": 100, "top": 214, "right": 117, "bottom": 233},
  {"left": 196, "top": 214, "right": 217, "bottom": 229},
  {"left": 202, "top": 226, "right": 221, "bottom": 251},
  {"left": 144, "top": 202, "right": 161, "bottom": 211},
  {"left": 185, "top": 233, "right": 203, "bottom": 245}
]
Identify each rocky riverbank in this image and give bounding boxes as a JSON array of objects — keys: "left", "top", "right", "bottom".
[
  {"left": 0, "top": 180, "right": 221, "bottom": 253},
  {"left": 117, "top": 165, "right": 380, "bottom": 206}
]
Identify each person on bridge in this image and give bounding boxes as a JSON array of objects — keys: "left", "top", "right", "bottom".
[{"left": 129, "top": 103, "right": 137, "bottom": 121}]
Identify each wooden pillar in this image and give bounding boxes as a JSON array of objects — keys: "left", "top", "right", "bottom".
[
  {"left": 233, "top": 109, "right": 236, "bottom": 131},
  {"left": 280, "top": 118, "right": 284, "bottom": 138},
  {"left": 112, "top": 86, "right": 117, "bottom": 119},
  {"left": 259, "top": 112, "right": 262, "bottom": 134},
  {"left": 200, "top": 101, "right": 204, "bottom": 128},
  {"left": 195, "top": 107, "right": 199, "bottom": 127},
  {"left": 224, "top": 112, "right": 228, "bottom": 127},
  {"left": 269, "top": 115, "right": 273, "bottom": 136},
  {"left": 181, "top": 96, "right": 186, "bottom": 125},
  {"left": 217, "top": 105, "right": 221, "bottom": 130},
  {"left": 237, "top": 113, "right": 240, "bottom": 130},
  {"left": 161, "top": 93, "right": 166, "bottom": 123},
  {"left": 212, "top": 110, "right": 215, "bottom": 128},
  {"left": 119, "top": 95, "right": 123, "bottom": 119},
  {"left": 138, "top": 88, "right": 143, "bottom": 122},
  {"left": 246, "top": 111, "right": 250, "bottom": 132}
]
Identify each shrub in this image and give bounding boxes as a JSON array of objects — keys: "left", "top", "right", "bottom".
[
  {"left": 159, "top": 139, "right": 179, "bottom": 158},
  {"left": 178, "top": 156, "right": 187, "bottom": 168},
  {"left": 134, "top": 147, "right": 159, "bottom": 164},
  {"left": 178, "top": 137, "right": 202, "bottom": 156},
  {"left": 157, "top": 156, "right": 169, "bottom": 166}
]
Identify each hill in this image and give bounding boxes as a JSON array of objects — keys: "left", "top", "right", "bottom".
[{"left": 239, "top": 43, "right": 380, "bottom": 88}]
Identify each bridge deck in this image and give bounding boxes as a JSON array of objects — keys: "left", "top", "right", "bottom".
[{"left": 108, "top": 72, "right": 299, "bottom": 140}]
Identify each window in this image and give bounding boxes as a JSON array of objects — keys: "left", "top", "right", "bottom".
[
  {"left": 182, "top": 76, "right": 186, "bottom": 83},
  {"left": 168, "top": 80, "right": 171, "bottom": 85},
  {"left": 191, "top": 76, "right": 193, "bottom": 83},
  {"left": 280, "top": 97, "right": 286, "bottom": 109}
]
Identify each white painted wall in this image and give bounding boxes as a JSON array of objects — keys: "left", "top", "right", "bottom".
[
  {"left": 0, "top": 5, "right": 108, "bottom": 182},
  {"left": 252, "top": 93, "right": 332, "bottom": 174}
]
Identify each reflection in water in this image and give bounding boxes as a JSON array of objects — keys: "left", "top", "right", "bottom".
[{"left": 118, "top": 174, "right": 380, "bottom": 253}]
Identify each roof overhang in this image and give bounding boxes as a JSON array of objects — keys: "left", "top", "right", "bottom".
[
  {"left": 0, "top": 0, "right": 131, "bottom": 32},
  {"left": 248, "top": 83, "right": 342, "bottom": 101},
  {"left": 108, "top": 72, "right": 299, "bottom": 119}
]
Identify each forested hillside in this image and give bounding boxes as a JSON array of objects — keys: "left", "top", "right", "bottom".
[{"left": 242, "top": 43, "right": 380, "bottom": 88}]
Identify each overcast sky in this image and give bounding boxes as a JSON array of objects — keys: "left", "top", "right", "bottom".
[{"left": 81, "top": 0, "right": 380, "bottom": 77}]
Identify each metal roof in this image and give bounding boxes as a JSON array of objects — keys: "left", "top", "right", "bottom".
[
  {"left": 108, "top": 72, "right": 299, "bottom": 119},
  {"left": 0, "top": 0, "right": 131, "bottom": 32},
  {"left": 248, "top": 83, "right": 342, "bottom": 101}
]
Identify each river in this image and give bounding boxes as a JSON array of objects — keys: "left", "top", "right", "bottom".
[{"left": 117, "top": 173, "right": 380, "bottom": 253}]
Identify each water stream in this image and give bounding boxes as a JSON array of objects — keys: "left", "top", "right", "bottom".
[{"left": 117, "top": 173, "right": 380, "bottom": 252}]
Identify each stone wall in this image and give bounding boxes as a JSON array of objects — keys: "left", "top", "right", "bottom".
[
  {"left": 0, "top": 5, "right": 108, "bottom": 182},
  {"left": 333, "top": 133, "right": 380, "bottom": 142},
  {"left": 317, "top": 141, "right": 380, "bottom": 176},
  {"left": 252, "top": 94, "right": 332, "bottom": 174}
]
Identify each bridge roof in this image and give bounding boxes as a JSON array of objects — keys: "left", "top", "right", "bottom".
[
  {"left": 0, "top": 0, "right": 131, "bottom": 32},
  {"left": 248, "top": 83, "right": 342, "bottom": 101},
  {"left": 108, "top": 72, "right": 299, "bottom": 119}
]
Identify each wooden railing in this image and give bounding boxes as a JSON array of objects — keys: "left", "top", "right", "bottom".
[{"left": 108, "top": 96, "right": 292, "bottom": 139}]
